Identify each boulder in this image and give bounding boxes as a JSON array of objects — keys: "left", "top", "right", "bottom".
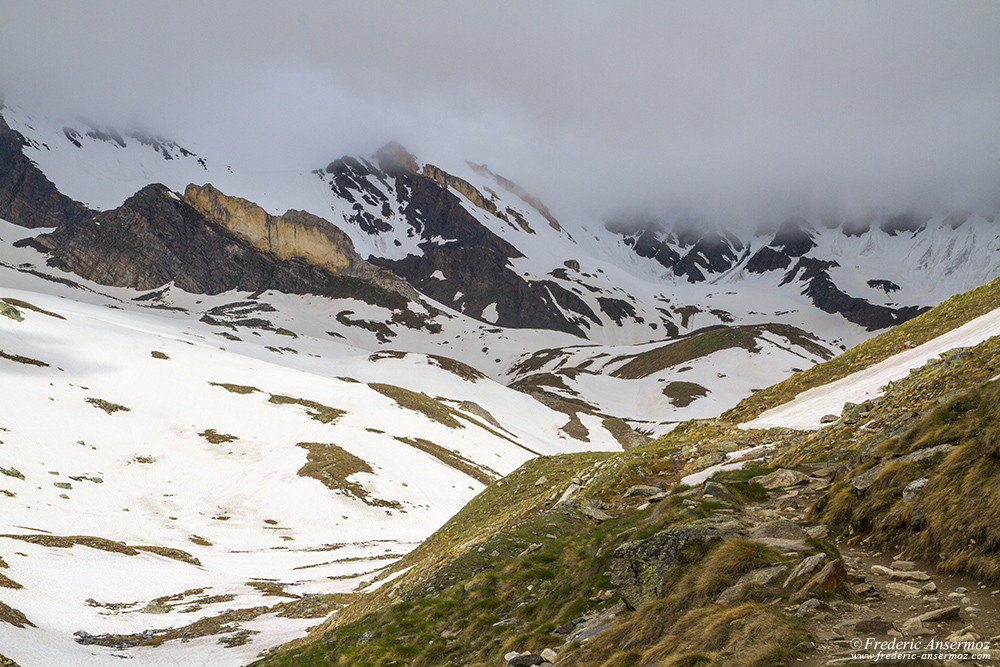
[
  {"left": 901, "top": 618, "right": 934, "bottom": 637},
  {"left": 784, "top": 553, "right": 827, "bottom": 588},
  {"left": 902, "top": 478, "right": 928, "bottom": 502},
  {"left": 610, "top": 517, "right": 743, "bottom": 608},
  {"left": 748, "top": 520, "right": 809, "bottom": 542},
  {"left": 716, "top": 565, "right": 788, "bottom": 604},
  {"left": 886, "top": 582, "right": 922, "bottom": 597},
  {"left": 757, "top": 468, "right": 809, "bottom": 489},
  {"left": 915, "top": 606, "right": 961, "bottom": 623},
  {"left": 623, "top": 484, "right": 662, "bottom": 498},
  {"left": 790, "top": 559, "right": 847, "bottom": 603},
  {"left": 854, "top": 618, "right": 894, "bottom": 634},
  {"left": 695, "top": 452, "right": 725, "bottom": 469},
  {"left": 701, "top": 480, "right": 737, "bottom": 504},
  {"left": 849, "top": 446, "right": 955, "bottom": 494},
  {"left": 507, "top": 654, "right": 543, "bottom": 667}
]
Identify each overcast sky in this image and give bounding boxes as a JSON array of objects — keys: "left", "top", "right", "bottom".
[{"left": 1, "top": 1, "right": 998, "bottom": 223}]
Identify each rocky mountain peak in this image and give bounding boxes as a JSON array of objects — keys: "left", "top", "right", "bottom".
[
  {"left": 0, "top": 112, "right": 95, "bottom": 228},
  {"left": 374, "top": 140, "right": 419, "bottom": 173}
]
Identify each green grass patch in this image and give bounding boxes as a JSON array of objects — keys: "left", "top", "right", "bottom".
[
  {"left": 0, "top": 350, "right": 48, "bottom": 367},
  {"left": 393, "top": 436, "right": 498, "bottom": 485},
  {"left": 85, "top": 397, "right": 130, "bottom": 414},
  {"left": 0, "top": 298, "right": 65, "bottom": 320},
  {"left": 725, "top": 275, "right": 1000, "bottom": 423},
  {"left": 369, "top": 382, "right": 463, "bottom": 429},
  {"left": 296, "top": 442, "right": 399, "bottom": 509},
  {"left": 268, "top": 394, "right": 346, "bottom": 424}
]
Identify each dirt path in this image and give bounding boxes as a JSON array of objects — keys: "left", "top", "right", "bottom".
[{"left": 738, "top": 475, "right": 1000, "bottom": 666}]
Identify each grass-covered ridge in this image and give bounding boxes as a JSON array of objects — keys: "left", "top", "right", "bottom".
[
  {"left": 252, "top": 277, "right": 1000, "bottom": 666},
  {"left": 723, "top": 275, "right": 1000, "bottom": 423},
  {"left": 611, "top": 323, "right": 831, "bottom": 380},
  {"left": 253, "top": 456, "right": 817, "bottom": 667},
  {"left": 811, "top": 373, "right": 1000, "bottom": 583}
]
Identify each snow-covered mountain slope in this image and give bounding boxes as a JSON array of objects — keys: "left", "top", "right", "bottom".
[
  {"left": 505, "top": 322, "right": 835, "bottom": 432},
  {"left": 0, "top": 221, "right": 625, "bottom": 666},
  {"left": 2, "top": 96, "right": 1000, "bottom": 666},
  {"left": 5, "top": 102, "right": 999, "bottom": 350},
  {"left": 742, "top": 304, "right": 1000, "bottom": 430}
]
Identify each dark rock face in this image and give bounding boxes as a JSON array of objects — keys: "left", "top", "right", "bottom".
[
  {"left": 19, "top": 184, "right": 407, "bottom": 308},
  {"left": 614, "top": 221, "right": 745, "bottom": 283},
  {"left": 799, "top": 269, "right": 927, "bottom": 331},
  {"left": 778, "top": 257, "right": 927, "bottom": 331},
  {"left": 609, "top": 517, "right": 742, "bottom": 609},
  {"left": 328, "top": 154, "right": 601, "bottom": 336},
  {"left": 880, "top": 213, "right": 926, "bottom": 236},
  {"left": 868, "top": 279, "right": 900, "bottom": 294},
  {"left": 770, "top": 218, "right": 815, "bottom": 256},
  {"left": 745, "top": 246, "right": 791, "bottom": 273},
  {"left": 0, "top": 113, "right": 94, "bottom": 228}
]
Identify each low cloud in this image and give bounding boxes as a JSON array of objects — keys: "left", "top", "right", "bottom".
[{"left": 1, "top": 1, "right": 998, "bottom": 224}]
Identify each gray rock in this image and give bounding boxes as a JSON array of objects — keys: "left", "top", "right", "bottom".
[
  {"left": 749, "top": 519, "right": 809, "bottom": 542},
  {"left": 891, "top": 560, "right": 916, "bottom": 571},
  {"left": 507, "top": 654, "right": 543, "bottom": 667},
  {"left": 850, "top": 446, "right": 956, "bottom": 494},
  {"left": 695, "top": 452, "right": 725, "bottom": 469},
  {"left": 871, "top": 564, "right": 930, "bottom": 581},
  {"left": 820, "top": 414, "right": 839, "bottom": 424},
  {"left": 757, "top": 468, "right": 810, "bottom": 489},
  {"left": 901, "top": 618, "right": 934, "bottom": 637},
  {"left": 784, "top": 553, "right": 828, "bottom": 588},
  {"left": 841, "top": 402, "right": 867, "bottom": 425},
  {"left": 623, "top": 484, "right": 662, "bottom": 498},
  {"left": 717, "top": 565, "right": 788, "bottom": 604},
  {"left": 701, "top": 480, "right": 736, "bottom": 503},
  {"left": 916, "top": 605, "right": 961, "bottom": 622},
  {"left": 746, "top": 537, "right": 811, "bottom": 551},
  {"left": 886, "top": 582, "right": 922, "bottom": 597},
  {"left": 142, "top": 602, "right": 170, "bottom": 614},
  {"left": 566, "top": 601, "right": 626, "bottom": 642},
  {"left": 789, "top": 560, "right": 847, "bottom": 604},
  {"left": 579, "top": 503, "right": 612, "bottom": 522},
  {"left": 540, "top": 648, "right": 558, "bottom": 662},
  {"left": 854, "top": 618, "right": 894, "bottom": 634},
  {"left": 558, "top": 483, "right": 581, "bottom": 503},
  {"left": 610, "top": 517, "right": 743, "bottom": 608},
  {"left": 805, "top": 524, "right": 829, "bottom": 539},
  {"left": 797, "top": 598, "right": 822, "bottom": 615},
  {"left": 902, "top": 478, "right": 928, "bottom": 502}
]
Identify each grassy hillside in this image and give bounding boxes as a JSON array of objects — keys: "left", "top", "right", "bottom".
[
  {"left": 255, "top": 279, "right": 1000, "bottom": 667},
  {"left": 722, "top": 275, "right": 1000, "bottom": 423}
]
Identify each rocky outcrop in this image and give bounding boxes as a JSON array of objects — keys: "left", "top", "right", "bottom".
[
  {"left": 420, "top": 163, "right": 510, "bottom": 224},
  {"left": 609, "top": 517, "right": 743, "bottom": 608},
  {"left": 326, "top": 151, "right": 598, "bottom": 335},
  {"left": 467, "top": 161, "right": 563, "bottom": 231},
  {"left": 609, "top": 220, "right": 745, "bottom": 283},
  {"left": 0, "top": 112, "right": 94, "bottom": 228},
  {"left": 781, "top": 257, "right": 929, "bottom": 331},
  {"left": 183, "top": 183, "right": 416, "bottom": 299},
  {"left": 19, "top": 184, "right": 415, "bottom": 310}
]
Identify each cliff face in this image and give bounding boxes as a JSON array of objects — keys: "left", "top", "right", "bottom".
[
  {"left": 0, "top": 112, "right": 94, "bottom": 228},
  {"left": 184, "top": 183, "right": 356, "bottom": 273},
  {"left": 19, "top": 183, "right": 419, "bottom": 312},
  {"left": 183, "top": 183, "right": 418, "bottom": 300}
]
